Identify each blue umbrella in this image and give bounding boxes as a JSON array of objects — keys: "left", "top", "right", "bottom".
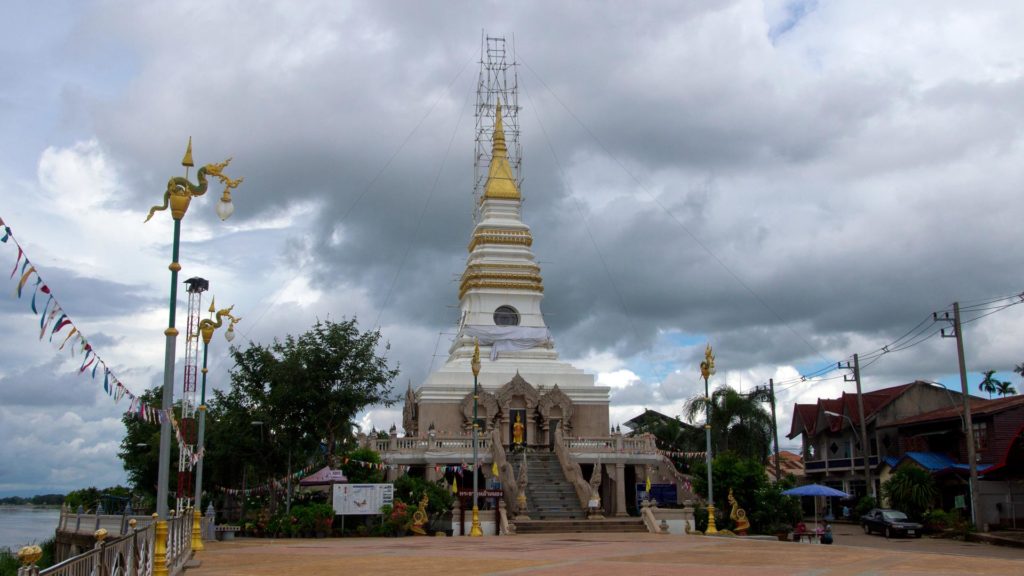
[
  {"left": 782, "top": 484, "right": 851, "bottom": 529},
  {"left": 782, "top": 484, "right": 851, "bottom": 498}
]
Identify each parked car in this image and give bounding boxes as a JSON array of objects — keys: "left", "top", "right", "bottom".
[{"left": 861, "top": 508, "right": 923, "bottom": 538}]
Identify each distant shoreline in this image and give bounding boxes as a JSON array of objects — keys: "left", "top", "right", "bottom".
[{"left": 0, "top": 505, "right": 61, "bottom": 510}]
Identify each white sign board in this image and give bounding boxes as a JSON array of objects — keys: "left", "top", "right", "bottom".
[{"left": 332, "top": 483, "right": 394, "bottom": 515}]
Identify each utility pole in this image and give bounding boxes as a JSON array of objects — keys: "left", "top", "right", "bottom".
[
  {"left": 935, "top": 302, "right": 979, "bottom": 527},
  {"left": 839, "top": 355, "right": 874, "bottom": 499},
  {"left": 751, "top": 381, "right": 781, "bottom": 482}
]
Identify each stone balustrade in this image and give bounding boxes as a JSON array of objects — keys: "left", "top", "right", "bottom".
[{"left": 376, "top": 433, "right": 656, "bottom": 455}]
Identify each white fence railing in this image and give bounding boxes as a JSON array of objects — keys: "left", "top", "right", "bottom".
[
  {"left": 26, "top": 509, "right": 200, "bottom": 576},
  {"left": 28, "top": 521, "right": 155, "bottom": 576}
]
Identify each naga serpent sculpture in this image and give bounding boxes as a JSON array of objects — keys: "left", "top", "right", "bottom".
[
  {"left": 145, "top": 158, "right": 243, "bottom": 222},
  {"left": 728, "top": 488, "right": 750, "bottom": 535},
  {"left": 199, "top": 304, "right": 241, "bottom": 344}
]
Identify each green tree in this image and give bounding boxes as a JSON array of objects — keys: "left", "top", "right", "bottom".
[
  {"left": 690, "top": 452, "right": 767, "bottom": 530},
  {"left": 684, "top": 386, "right": 772, "bottom": 462},
  {"left": 340, "top": 447, "right": 384, "bottom": 483},
  {"left": 227, "top": 318, "right": 399, "bottom": 468},
  {"left": 882, "top": 468, "right": 937, "bottom": 520},
  {"left": 118, "top": 387, "right": 178, "bottom": 500}
]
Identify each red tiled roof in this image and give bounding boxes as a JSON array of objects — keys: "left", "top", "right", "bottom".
[
  {"left": 788, "top": 382, "right": 923, "bottom": 438},
  {"left": 788, "top": 404, "right": 819, "bottom": 438},
  {"left": 888, "top": 394, "right": 1024, "bottom": 427}
]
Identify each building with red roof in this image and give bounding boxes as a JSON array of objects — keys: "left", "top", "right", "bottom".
[
  {"left": 787, "top": 381, "right": 969, "bottom": 502},
  {"left": 879, "top": 394, "right": 1024, "bottom": 529}
]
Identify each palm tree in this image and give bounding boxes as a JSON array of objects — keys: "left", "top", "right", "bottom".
[
  {"left": 978, "top": 370, "right": 999, "bottom": 399},
  {"left": 684, "top": 386, "right": 773, "bottom": 463},
  {"left": 995, "top": 381, "right": 1018, "bottom": 397},
  {"left": 1015, "top": 363, "right": 1024, "bottom": 384},
  {"left": 882, "top": 467, "right": 937, "bottom": 521}
]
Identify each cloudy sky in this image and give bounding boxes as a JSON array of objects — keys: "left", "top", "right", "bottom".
[{"left": 2, "top": 0, "right": 1023, "bottom": 496}]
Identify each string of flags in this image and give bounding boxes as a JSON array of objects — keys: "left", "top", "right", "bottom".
[
  {"left": 0, "top": 216, "right": 156, "bottom": 422},
  {"left": 433, "top": 463, "right": 476, "bottom": 475}
]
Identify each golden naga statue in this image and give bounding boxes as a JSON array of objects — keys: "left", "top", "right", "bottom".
[
  {"left": 512, "top": 413, "right": 524, "bottom": 446},
  {"left": 199, "top": 302, "right": 241, "bottom": 344},
  {"left": 700, "top": 343, "right": 716, "bottom": 380},
  {"left": 145, "top": 157, "right": 243, "bottom": 222},
  {"left": 409, "top": 493, "right": 430, "bottom": 536},
  {"left": 728, "top": 488, "right": 750, "bottom": 535}
]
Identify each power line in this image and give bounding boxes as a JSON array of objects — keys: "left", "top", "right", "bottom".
[
  {"left": 374, "top": 75, "right": 474, "bottom": 329},
  {"left": 521, "top": 80, "right": 641, "bottom": 343}
]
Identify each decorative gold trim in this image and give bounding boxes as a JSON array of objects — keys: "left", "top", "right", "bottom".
[
  {"left": 460, "top": 281, "right": 544, "bottom": 296},
  {"left": 464, "top": 262, "right": 540, "bottom": 272},
  {"left": 459, "top": 271, "right": 544, "bottom": 299},
  {"left": 165, "top": 328, "right": 179, "bottom": 337},
  {"left": 468, "top": 229, "right": 533, "bottom": 252},
  {"left": 169, "top": 262, "right": 182, "bottom": 272}
]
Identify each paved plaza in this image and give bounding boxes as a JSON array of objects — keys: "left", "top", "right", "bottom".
[{"left": 189, "top": 532, "right": 1024, "bottom": 576}]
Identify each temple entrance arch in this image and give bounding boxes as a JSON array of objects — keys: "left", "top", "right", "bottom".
[
  {"left": 460, "top": 389, "right": 499, "bottom": 434},
  {"left": 538, "top": 384, "right": 574, "bottom": 449},
  {"left": 497, "top": 373, "right": 539, "bottom": 447}
]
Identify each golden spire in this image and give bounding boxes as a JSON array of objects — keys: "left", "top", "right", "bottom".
[
  {"left": 483, "top": 100, "right": 520, "bottom": 200},
  {"left": 181, "top": 137, "right": 194, "bottom": 168}
]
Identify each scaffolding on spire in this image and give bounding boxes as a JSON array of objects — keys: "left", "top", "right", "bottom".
[
  {"left": 177, "top": 276, "right": 208, "bottom": 512},
  {"left": 474, "top": 33, "right": 521, "bottom": 220}
]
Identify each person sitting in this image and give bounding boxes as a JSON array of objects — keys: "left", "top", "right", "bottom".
[
  {"left": 793, "top": 521, "right": 807, "bottom": 542},
  {"left": 821, "top": 524, "right": 834, "bottom": 545}
]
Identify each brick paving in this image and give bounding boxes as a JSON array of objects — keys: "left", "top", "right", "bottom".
[{"left": 188, "top": 533, "right": 1024, "bottom": 576}]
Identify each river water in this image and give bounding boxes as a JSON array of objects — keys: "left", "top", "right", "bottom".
[{"left": 0, "top": 507, "right": 60, "bottom": 551}]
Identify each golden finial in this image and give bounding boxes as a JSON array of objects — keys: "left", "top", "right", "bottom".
[
  {"left": 482, "top": 99, "right": 520, "bottom": 201},
  {"left": 17, "top": 545, "right": 43, "bottom": 567},
  {"left": 208, "top": 298, "right": 216, "bottom": 314},
  {"left": 181, "top": 137, "right": 194, "bottom": 167},
  {"left": 494, "top": 100, "right": 504, "bottom": 143}
]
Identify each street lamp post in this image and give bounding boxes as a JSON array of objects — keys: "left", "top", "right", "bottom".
[
  {"left": 192, "top": 302, "right": 240, "bottom": 551},
  {"left": 470, "top": 339, "right": 483, "bottom": 537},
  {"left": 700, "top": 343, "right": 717, "bottom": 534},
  {"left": 145, "top": 138, "right": 241, "bottom": 521},
  {"left": 824, "top": 410, "right": 874, "bottom": 500}
]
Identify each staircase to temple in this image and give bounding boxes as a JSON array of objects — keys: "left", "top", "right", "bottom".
[
  {"left": 514, "top": 518, "right": 647, "bottom": 534},
  {"left": 515, "top": 450, "right": 646, "bottom": 533},
  {"left": 521, "top": 450, "right": 585, "bottom": 520}
]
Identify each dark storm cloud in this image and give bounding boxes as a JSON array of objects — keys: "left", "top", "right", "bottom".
[{"left": 39, "top": 0, "right": 1024, "bottom": 386}]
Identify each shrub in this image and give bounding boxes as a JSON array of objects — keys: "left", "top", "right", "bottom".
[
  {"left": 748, "top": 482, "right": 802, "bottom": 534},
  {"left": 693, "top": 505, "right": 708, "bottom": 533},
  {"left": 854, "top": 496, "right": 877, "bottom": 519},
  {"left": 379, "top": 500, "right": 412, "bottom": 536},
  {"left": 393, "top": 475, "right": 454, "bottom": 516},
  {"left": 881, "top": 468, "right": 937, "bottom": 521}
]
